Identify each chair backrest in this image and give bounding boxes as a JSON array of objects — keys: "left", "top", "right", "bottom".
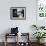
[{"left": 11, "top": 27, "right": 18, "bottom": 34}]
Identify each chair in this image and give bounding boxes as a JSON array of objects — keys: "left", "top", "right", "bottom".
[
  {"left": 18, "top": 33, "right": 30, "bottom": 46},
  {"left": 4, "top": 33, "right": 18, "bottom": 46},
  {"left": 4, "top": 27, "right": 19, "bottom": 46}
]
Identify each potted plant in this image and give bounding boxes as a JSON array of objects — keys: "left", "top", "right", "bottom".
[{"left": 33, "top": 32, "right": 46, "bottom": 43}]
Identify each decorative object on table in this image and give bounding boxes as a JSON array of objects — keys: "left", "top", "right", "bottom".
[{"left": 10, "top": 7, "right": 26, "bottom": 20}]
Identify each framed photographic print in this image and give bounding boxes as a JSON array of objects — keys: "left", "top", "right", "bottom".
[{"left": 10, "top": 7, "right": 26, "bottom": 20}]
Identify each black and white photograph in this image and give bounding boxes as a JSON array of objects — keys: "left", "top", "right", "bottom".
[{"left": 10, "top": 7, "right": 26, "bottom": 20}]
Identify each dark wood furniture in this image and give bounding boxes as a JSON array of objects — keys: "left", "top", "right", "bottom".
[
  {"left": 4, "top": 33, "right": 18, "bottom": 46},
  {"left": 4, "top": 33, "right": 30, "bottom": 46}
]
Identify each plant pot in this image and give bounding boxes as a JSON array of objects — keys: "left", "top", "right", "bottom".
[
  {"left": 37, "top": 39, "right": 40, "bottom": 43},
  {"left": 40, "top": 39, "right": 45, "bottom": 43},
  {"left": 37, "top": 39, "right": 45, "bottom": 44}
]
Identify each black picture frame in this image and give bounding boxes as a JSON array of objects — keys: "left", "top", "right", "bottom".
[{"left": 10, "top": 7, "right": 26, "bottom": 20}]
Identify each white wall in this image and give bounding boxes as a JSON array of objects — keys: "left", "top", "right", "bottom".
[{"left": 0, "top": 0, "right": 37, "bottom": 42}]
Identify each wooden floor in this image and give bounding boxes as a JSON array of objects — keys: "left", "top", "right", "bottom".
[{"left": 0, "top": 42, "right": 46, "bottom": 46}]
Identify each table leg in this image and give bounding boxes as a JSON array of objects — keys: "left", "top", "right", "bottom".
[{"left": 4, "top": 34, "right": 7, "bottom": 46}]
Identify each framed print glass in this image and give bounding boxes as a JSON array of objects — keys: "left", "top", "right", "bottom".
[{"left": 10, "top": 7, "right": 26, "bottom": 20}]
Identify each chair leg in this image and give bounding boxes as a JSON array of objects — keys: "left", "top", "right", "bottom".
[
  {"left": 4, "top": 33, "right": 7, "bottom": 46},
  {"left": 4, "top": 40, "right": 7, "bottom": 46}
]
